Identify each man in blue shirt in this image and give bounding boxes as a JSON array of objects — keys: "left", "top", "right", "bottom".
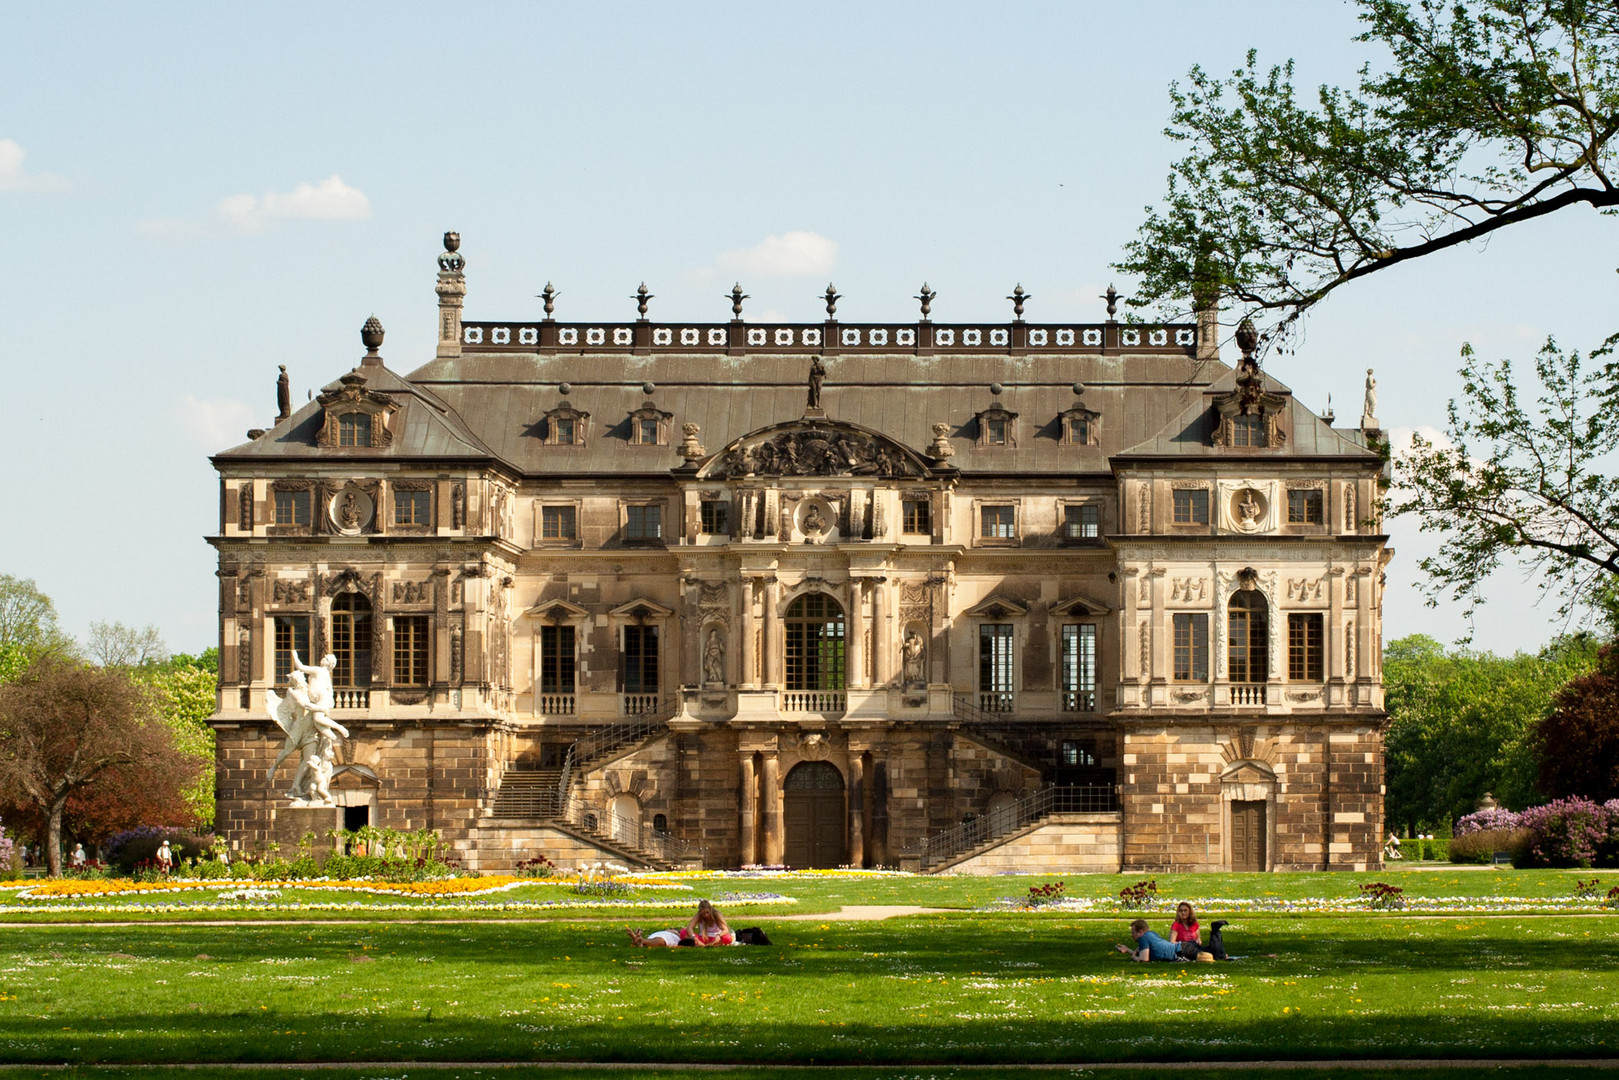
[{"left": 1115, "top": 918, "right": 1228, "bottom": 961}]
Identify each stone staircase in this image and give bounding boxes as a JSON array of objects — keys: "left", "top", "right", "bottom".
[{"left": 488, "top": 766, "right": 563, "bottom": 819}]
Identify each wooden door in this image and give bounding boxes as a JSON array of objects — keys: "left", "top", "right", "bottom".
[
  {"left": 1231, "top": 800, "right": 1267, "bottom": 871},
  {"left": 784, "top": 762, "right": 847, "bottom": 868}
]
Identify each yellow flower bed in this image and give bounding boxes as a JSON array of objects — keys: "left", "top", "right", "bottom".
[{"left": 23, "top": 876, "right": 521, "bottom": 900}]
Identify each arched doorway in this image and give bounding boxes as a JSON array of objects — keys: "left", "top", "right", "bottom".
[
  {"left": 1227, "top": 591, "right": 1268, "bottom": 684},
  {"left": 986, "top": 791, "right": 1018, "bottom": 835},
  {"left": 609, "top": 794, "right": 640, "bottom": 848},
  {"left": 331, "top": 592, "right": 373, "bottom": 688},
  {"left": 783, "top": 761, "right": 846, "bottom": 868}
]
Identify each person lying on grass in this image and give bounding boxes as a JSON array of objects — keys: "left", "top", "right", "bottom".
[
  {"left": 626, "top": 926, "right": 683, "bottom": 948},
  {"left": 1115, "top": 917, "right": 1228, "bottom": 962}
]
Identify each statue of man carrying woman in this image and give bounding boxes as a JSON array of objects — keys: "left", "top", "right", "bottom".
[{"left": 266, "top": 652, "right": 349, "bottom": 804}]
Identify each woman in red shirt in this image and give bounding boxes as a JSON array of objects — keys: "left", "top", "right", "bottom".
[{"left": 1169, "top": 901, "right": 1202, "bottom": 945}]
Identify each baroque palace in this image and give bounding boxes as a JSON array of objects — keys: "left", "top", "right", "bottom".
[{"left": 207, "top": 234, "right": 1391, "bottom": 873}]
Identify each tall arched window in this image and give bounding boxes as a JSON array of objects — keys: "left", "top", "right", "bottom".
[
  {"left": 785, "top": 593, "right": 845, "bottom": 691},
  {"left": 331, "top": 592, "right": 373, "bottom": 687},
  {"left": 1227, "top": 591, "right": 1267, "bottom": 684}
]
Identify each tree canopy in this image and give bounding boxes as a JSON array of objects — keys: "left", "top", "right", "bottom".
[
  {"left": 87, "top": 621, "right": 170, "bottom": 668},
  {"left": 1119, "top": 0, "right": 1619, "bottom": 336},
  {"left": 1533, "top": 641, "right": 1619, "bottom": 800},
  {"left": 1383, "top": 632, "right": 1600, "bottom": 829}
]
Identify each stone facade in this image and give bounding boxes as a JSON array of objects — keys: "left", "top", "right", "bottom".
[{"left": 206, "top": 234, "right": 1390, "bottom": 873}]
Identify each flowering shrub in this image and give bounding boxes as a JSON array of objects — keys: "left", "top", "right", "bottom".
[
  {"left": 1118, "top": 879, "right": 1158, "bottom": 909},
  {"left": 1360, "top": 882, "right": 1406, "bottom": 910},
  {"left": 1026, "top": 880, "right": 1066, "bottom": 908},
  {"left": 1573, "top": 877, "right": 1603, "bottom": 900},
  {"left": 573, "top": 861, "right": 632, "bottom": 897},
  {"left": 1518, "top": 798, "right": 1611, "bottom": 868},
  {"left": 1607, "top": 886, "right": 1619, "bottom": 909},
  {"left": 1454, "top": 807, "right": 1523, "bottom": 835}
]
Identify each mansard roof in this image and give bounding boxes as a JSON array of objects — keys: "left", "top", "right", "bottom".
[{"left": 214, "top": 363, "right": 498, "bottom": 464}]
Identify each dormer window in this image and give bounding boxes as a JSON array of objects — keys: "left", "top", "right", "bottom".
[
  {"left": 543, "top": 404, "right": 590, "bottom": 447},
  {"left": 1231, "top": 413, "right": 1265, "bottom": 447},
  {"left": 975, "top": 405, "right": 1019, "bottom": 448},
  {"left": 627, "top": 402, "right": 673, "bottom": 446},
  {"left": 315, "top": 372, "right": 396, "bottom": 449},
  {"left": 339, "top": 413, "right": 372, "bottom": 447},
  {"left": 1060, "top": 405, "right": 1100, "bottom": 447}
]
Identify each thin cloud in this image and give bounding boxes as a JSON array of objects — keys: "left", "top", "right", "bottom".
[
  {"left": 1386, "top": 424, "right": 1453, "bottom": 458},
  {"left": 178, "top": 395, "right": 258, "bottom": 448},
  {"left": 0, "top": 139, "right": 70, "bottom": 193},
  {"left": 714, "top": 231, "right": 837, "bottom": 277},
  {"left": 217, "top": 175, "right": 372, "bottom": 232},
  {"left": 138, "top": 174, "right": 372, "bottom": 236}
]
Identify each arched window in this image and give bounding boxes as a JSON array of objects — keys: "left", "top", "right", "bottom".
[
  {"left": 331, "top": 592, "right": 373, "bottom": 688},
  {"left": 785, "top": 593, "right": 845, "bottom": 692},
  {"left": 1227, "top": 591, "right": 1268, "bottom": 684}
]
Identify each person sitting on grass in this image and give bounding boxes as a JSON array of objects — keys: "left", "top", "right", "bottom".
[
  {"left": 626, "top": 926, "right": 683, "bottom": 948},
  {"left": 1169, "top": 902, "right": 1201, "bottom": 946},
  {"left": 1115, "top": 917, "right": 1228, "bottom": 962},
  {"left": 681, "top": 899, "right": 734, "bottom": 946}
]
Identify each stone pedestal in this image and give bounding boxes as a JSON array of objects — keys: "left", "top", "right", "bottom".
[{"left": 273, "top": 805, "right": 343, "bottom": 854}]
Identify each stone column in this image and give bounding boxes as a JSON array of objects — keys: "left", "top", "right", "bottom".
[
  {"left": 763, "top": 577, "right": 781, "bottom": 688},
  {"left": 872, "top": 581, "right": 891, "bottom": 686},
  {"left": 847, "top": 581, "right": 866, "bottom": 689},
  {"left": 738, "top": 754, "right": 757, "bottom": 867},
  {"left": 848, "top": 752, "right": 865, "bottom": 868},
  {"left": 740, "top": 579, "right": 758, "bottom": 689},
  {"left": 761, "top": 752, "right": 784, "bottom": 866}
]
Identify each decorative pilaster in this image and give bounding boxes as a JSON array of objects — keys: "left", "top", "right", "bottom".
[
  {"left": 847, "top": 580, "right": 866, "bottom": 689},
  {"left": 848, "top": 753, "right": 865, "bottom": 868}
]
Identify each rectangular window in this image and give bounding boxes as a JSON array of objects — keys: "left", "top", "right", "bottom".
[
  {"left": 540, "top": 624, "right": 576, "bottom": 694},
  {"left": 1172, "top": 613, "right": 1209, "bottom": 681},
  {"left": 338, "top": 413, "right": 372, "bottom": 447},
  {"left": 1061, "top": 623, "right": 1097, "bottom": 711},
  {"left": 1061, "top": 739, "right": 1096, "bottom": 767},
  {"left": 1288, "top": 613, "right": 1324, "bottom": 681},
  {"left": 986, "top": 418, "right": 1007, "bottom": 445},
  {"left": 394, "top": 489, "right": 431, "bottom": 526},
  {"left": 622, "top": 625, "right": 659, "bottom": 693},
  {"left": 393, "top": 615, "right": 430, "bottom": 687},
  {"left": 979, "top": 623, "right": 1015, "bottom": 710},
  {"left": 700, "top": 501, "right": 729, "bottom": 535},
  {"left": 541, "top": 505, "right": 576, "bottom": 540},
  {"left": 1228, "top": 603, "right": 1268, "bottom": 684},
  {"left": 902, "top": 498, "right": 932, "bottom": 534},
  {"left": 554, "top": 417, "right": 576, "bottom": 445},
  {"left": 274, "top": 489, "right": 311, "bottom": 527},
  {"left": 1064, "top": 503, "right": 1101, "bottom": 539},
  {"left": 1068, "top": 415, "right": 1090, "bottom": 444},
  {"left": 637, "top": 418, "right": 660, "bottom": 445},
  {"left": 626, "top": 504, "right": 662, "bottom": 541},
  {"left": 980, "top": 504, "right": 1016, "bottom": 539},
  {"left": 1172, "top": 489, "right": 1209, "bottom": 525},
  {"left": 272, "top": 616, "right": 310, "bottom": 685},
  {"left": 1231, "top": 414, "right": 1266, "bottom": 447},
  {"left": 1287, "top": 488, "right": 1324, "bottom": 524}
]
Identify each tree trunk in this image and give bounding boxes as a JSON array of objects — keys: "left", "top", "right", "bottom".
[{"left": 46, "top": 792, "right": 69, "bottom": 878}]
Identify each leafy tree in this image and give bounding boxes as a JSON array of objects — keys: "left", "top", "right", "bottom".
[
  {"left": 0, "top": 657, "right": 197, "bottom": 876},
  {"left": 1120, "top": 0, "right": 1619, "bottom": 621},
  {"left": 1533, "top": 643, "right": 1619, "bottom": 801},
  {"left": 131, "top": 662, "right": 218, "bottom": 829},
  {"left": 0, "top": 574, "right": 72, "bottom": 660},
  {"left": 1383, "top": 632, "right": 1599, "bottom": 830},
  {"left": 1392, "top": 337, "right": 1619, "bottom": 621},
  {"left": 1119, "top": 0, "right": 1619, "bottom": 332},
  {"left": 87, "top": 621, "right": 169, "bottom": 669}
]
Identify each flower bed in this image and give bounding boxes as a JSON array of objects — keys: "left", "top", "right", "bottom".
[{"left": 977, "top": 892, "right": 1618, "bottom": 914}]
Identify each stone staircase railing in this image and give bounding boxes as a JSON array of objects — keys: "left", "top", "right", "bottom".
[{"left": 916, "top": 784, "right": 1119, "bottom": 871}]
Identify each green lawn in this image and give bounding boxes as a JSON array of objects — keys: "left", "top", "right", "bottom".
[{"left": 2, "top": 895, "right": 1618, "bottom": 1067}]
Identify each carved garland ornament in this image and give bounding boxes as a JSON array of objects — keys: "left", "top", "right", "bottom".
[{"left": 707, "top": 423, "right": 928, "bottom": 480}]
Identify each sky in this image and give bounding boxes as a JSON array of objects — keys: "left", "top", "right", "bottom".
[{"left": 3, "top": 1, "right": 1615, "bottom": 657}]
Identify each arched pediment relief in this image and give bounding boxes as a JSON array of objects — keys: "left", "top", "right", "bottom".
[
  {"left": 963, "top": 594, "right": 1031, "bottom": 619},
  {"left": 525, "top": 597, "right": 590, "bottom": 622},
  {"left": 1219, "top": 733, "right": 1278, "bottom": 768},
  {"left": 697, "top": 419, "right": 931, "bottom": 480},
  {"left": 1049, "top": 594, "right": 1112, "bottom": 617}
]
